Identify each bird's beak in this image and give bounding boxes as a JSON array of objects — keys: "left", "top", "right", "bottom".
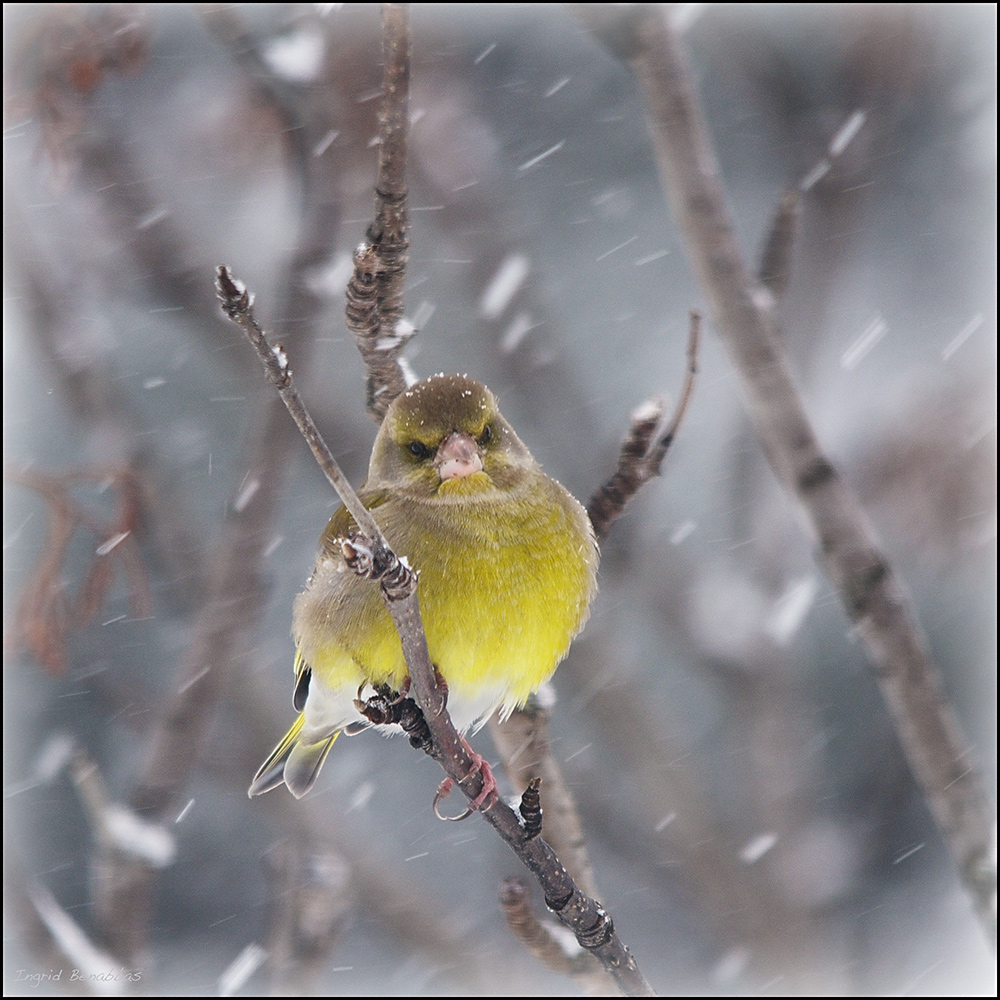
[{"left": 435, "top": 430, "right": 483, "bottom": 481}]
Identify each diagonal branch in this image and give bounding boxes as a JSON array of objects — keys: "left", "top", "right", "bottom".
[
  {"left": 578, "top": 3, "right": 997, "bottom": 944},
  {"left": 587, "top": 312, "right": 700, "bottom": 541}
]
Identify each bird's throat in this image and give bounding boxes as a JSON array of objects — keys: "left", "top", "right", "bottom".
[{"left": 436, "top": 471, "right": 494, "bottom": 497}]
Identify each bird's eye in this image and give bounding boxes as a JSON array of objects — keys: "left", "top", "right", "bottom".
[
  {"left": 407, "top": 440, "right": 431, "bottom": 460},
  {"left": 477, "top": 424, "right": 493, "bottom": 447}
]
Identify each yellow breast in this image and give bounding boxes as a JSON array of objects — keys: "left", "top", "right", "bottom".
[{"left": 293, "top": 474, "right": 597, "bottom": 730}]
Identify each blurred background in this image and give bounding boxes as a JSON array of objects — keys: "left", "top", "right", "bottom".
[{"left": 4, "top": 4, "right": 995, "bottom": 995}]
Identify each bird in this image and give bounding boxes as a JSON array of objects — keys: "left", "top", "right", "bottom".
[{"left": 249, "top": 373, "right": 598, "bottom": 801}]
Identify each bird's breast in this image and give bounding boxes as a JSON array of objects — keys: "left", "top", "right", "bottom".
[{"left": 294, "top": 479, "right": 597, "bottom": 728}]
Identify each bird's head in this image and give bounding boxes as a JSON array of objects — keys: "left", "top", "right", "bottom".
[{"left": 368, "top": 374, "right": 536, "bottom": 500}]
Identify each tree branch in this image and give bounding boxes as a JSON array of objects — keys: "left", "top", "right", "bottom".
[
  {"left": 587, "top": 312, "right": 699, "bottom": 541},
  {"left": 490, "top": 710, "right": 613, "bottom": 995},
  {"left": 345, "top": 3, "right": 413, "bottom": 421}
]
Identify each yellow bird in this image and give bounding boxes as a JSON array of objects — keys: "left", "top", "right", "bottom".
[{"left": 250, "top": 373, "right": 598, "bottom": 799}]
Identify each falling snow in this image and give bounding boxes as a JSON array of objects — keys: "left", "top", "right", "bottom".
[
  {"left": 499, "top": 312, "right": 535, "bottom": 354},
  {"left": 740, "top": 832, "right": 779, "bottom": 864},
  {"left": 766, "top": 576, "right": 819, "bottom": 644},
  {"left": 829, "top": 110, "right": 867, "bottom": 157},
  {"left": 232, "top": 477, "right": 260, "bottom": 513},
  {"left": 670, "top": 521, "right": 696, "bottom": 545},
  {"left": 262, "top": 29, "right": 325, "bottom": 82},
  {"left": 218, "top": 944, "right": 266, "bottom": 997},
  {"left": 479, "top": 254, "right": 530, "bottom": 320},
  {"left": 942, "top": 313, "right": 984, "bottom": 360},
  {"left": 841, "top": 315, "right": 888, "bottom": 370},
  {"left": 104, "top": 805, "right": 176, "bottom": 867},
  {"left": 517, "top": 140, "right": 565, "bottom": 171}
]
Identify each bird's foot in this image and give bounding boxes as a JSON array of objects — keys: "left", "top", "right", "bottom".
[
  {"left": 354, "top": 684, "right": 402, "bottom": 727},
  {"left": 433, "top": 737, "right": 498, "bottom": 821}
]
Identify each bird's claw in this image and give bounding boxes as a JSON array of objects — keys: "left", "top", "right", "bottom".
[
  {"left": 432, "top": 739, "right": 498, "bottom": 821},
  {"left": 433, "top": 777, "right": 470, "bottom": 821}
]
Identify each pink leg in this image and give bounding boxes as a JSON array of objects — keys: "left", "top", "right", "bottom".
[
  {"left": 432, "top": 737, "right": 498, "bottom": 821},
  {"left": 462, "top": 736, "right": 498, "bottom": 811}
]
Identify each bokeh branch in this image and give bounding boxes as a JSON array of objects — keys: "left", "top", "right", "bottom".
[
  {"left": 580, "top": 3, "right": 997, "bottom": 943},
  {"left": 4, "top": 466, "right": 150, "bottom": 676}
]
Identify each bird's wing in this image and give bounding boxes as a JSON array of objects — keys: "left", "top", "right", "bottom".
[
  {"left": 318, "top": 488, "right": 393, "bottom": 557},
  {"left": 291, "top": 488, "right": 394, "bottom": 711},
  {"left": 292, "top": 647, "right": 311, "bottom": 712}
]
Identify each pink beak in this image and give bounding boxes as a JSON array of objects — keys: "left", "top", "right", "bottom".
[{"left": 436, "top": 430, "right": 483, "bottom": 481}]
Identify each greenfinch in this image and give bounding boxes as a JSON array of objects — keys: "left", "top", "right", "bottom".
[{"left": 249, "top": 373, "right": 598, "bottom": 799}]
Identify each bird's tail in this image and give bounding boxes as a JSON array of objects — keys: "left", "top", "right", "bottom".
[{"left": 248, "top": 713, "right": 340, "bottom": 799}]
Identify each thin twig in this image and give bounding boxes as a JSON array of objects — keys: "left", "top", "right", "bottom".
[
  {"left": 580, "top": 3, "right": 997, "bottom": 944},
  {"left": 587, "top": 312, "right": 700, "bottom": 541},
  {"left": 216, "top": 268, "right": 388, "bottom": 551}
]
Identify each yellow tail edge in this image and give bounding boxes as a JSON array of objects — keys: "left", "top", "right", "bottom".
[{"left": 248, "top": 715, "right": 341, "bottom": 799}]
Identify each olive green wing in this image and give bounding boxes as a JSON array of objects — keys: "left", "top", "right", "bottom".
[
  {"left": 318, "top": 489, "right": 393, "bottom": 558},
  {"left": 290, "top": 488, "right": 393, "bottom": 714}
]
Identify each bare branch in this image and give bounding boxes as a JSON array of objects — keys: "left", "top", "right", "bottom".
[
  {"left": 369, "top": 3, "right": 410, "bottom": 319},
  {"left": 490, "top": 709, "right": 613, "bottom": 994},
  {"left": 490, "top": 749, "right": 614, "bottom": 994},
  {"left": 580, "top": 3, "right": 997, "bottom": 943},
  {"left": 587, "top": 312, "right": 700, "bottom": 541},
  {"left": 346, "top": 3, "right": 413, "bottom": 421},
  {"left": 500, "top": 877, "right": 603, "bottom": 981}
]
